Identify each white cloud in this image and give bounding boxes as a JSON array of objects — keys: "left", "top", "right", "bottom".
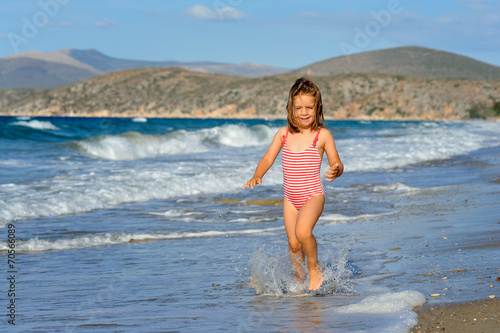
[
  {"left": 186, "top": 5, "right": 216, "bottom": 20},
  {"left": 94, "top": 18, "right": 119, "bottom": 28},
  {"left": 218, "top": 7, "right": 248, "bottom": 20},
  {"left": 186, "top": 4, "right": 249, "bottom": 21}
]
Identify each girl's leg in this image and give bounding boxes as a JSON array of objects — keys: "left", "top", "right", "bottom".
[
  {"left": 283, "top": 197, "right": 305, "bottom": 281},
  {"left": 295, "top": 194, "right": 325, "bottom": 290}
]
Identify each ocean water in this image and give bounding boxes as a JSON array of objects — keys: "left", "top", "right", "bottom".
[{"left": 1, "top": 116, "right": 499, "bottom": 332}]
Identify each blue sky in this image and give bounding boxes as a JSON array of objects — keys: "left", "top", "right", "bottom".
[{"left": 1, "top": 0, "right": 499, "bottom": 68}]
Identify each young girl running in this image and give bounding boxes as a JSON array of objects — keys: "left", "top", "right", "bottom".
[{"left": 243, "top": 77, "right": 343, "bottom": 291}]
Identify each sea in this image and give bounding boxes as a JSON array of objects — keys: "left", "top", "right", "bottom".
[{"left": 1, "top": 116, "right": 499, "bottom": 332}]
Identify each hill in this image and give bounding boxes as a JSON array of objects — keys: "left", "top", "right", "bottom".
[
  {"left": 2, "top": 67, "right": 499, "bottom": 120},
  {"left": 295, "top": 46, "right": 500, "bottom": 81},
  {"left": 3, "top": 46, "right": 499, "bottom": 91},
  {"left": 0, "top": 49, "right": 289, "bottom": 89}
]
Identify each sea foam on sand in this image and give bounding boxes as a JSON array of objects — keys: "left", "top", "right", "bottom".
[{"left": 336, "top": 291, "right": 427, "bottom": 333}]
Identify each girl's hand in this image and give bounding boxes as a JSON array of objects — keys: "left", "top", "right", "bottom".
[
  {"left": 243, "top": 177, "right": 262, "bottom": 190},
  {"left": 325, "top": 163, "right": 340, "bottom": 182}
]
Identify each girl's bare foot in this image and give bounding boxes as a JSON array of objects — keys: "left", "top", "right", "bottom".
[{"left": 308, "top": 263, "right": 323, "bottom": 291}]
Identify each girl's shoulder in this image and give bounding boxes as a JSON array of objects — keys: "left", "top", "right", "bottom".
[
  {"left": 272, "top": 126, "right": 289, "bottom": 145},
  {"left": 276, "top": 126, "right": 288, "bottom": 137},
  {"left": 278, "top": 126, "right": 288, "bottom": 133},
  {"left": 319, "top": 127, "right": 333, "bottom": 138},
  {"left": 317, "top": 127, "right": 334, "bottom": 145}
]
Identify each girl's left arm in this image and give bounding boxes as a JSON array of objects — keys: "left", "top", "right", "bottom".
[{"left": 322, "top": 129, "right": 344, "bottom": 182}]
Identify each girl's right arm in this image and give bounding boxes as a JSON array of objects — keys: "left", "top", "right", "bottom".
[{"left": 243, "top": 127, "right": 286, "bottom": 189}]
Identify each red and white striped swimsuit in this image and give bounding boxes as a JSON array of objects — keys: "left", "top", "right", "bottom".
[{"left": 281, "top": 127, "right": 324, "bottom": 211}]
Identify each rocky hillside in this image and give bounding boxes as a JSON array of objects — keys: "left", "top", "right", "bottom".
[
  {"left": 0, "top": 88, "right": 48, "bottom": 108},
  {"left": 1, "top": 67, "right": 499, "bottom": 120},
  {"left": 295, "top": 46, "right": 500, "bottom": 82}
]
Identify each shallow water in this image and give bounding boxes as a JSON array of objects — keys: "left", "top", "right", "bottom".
[{"left": 1, "top": 117, "right": 499, "bottom": 332}]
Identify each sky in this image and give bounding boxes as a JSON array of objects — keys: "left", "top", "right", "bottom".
[{"left": 0, "top": 0, "right": 499, "bottom": 69}]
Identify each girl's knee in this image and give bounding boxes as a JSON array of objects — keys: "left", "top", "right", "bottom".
[
  {"left": 288, "top": 241, "right": 302, "bottom": 253},
  {"left": 295, "top": 228, "right": 313, "bottom": 244}
]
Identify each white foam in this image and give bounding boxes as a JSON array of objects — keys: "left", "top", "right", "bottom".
[
  {"left": 73, "top": 124, "right": 277, "bottom": 160},
  {"left": 336, "top": 291, "right": 426, "bottom": 333},
  {"left": 373, "top": 182, "right": 418, "bottom": 193},
  {"left": 10, "top": 120, "right": 59, "bottom": 130},
  {"left": 132, "top": 117, "right": 147, "bottom": 122},
  {"left": 0, "top": 159, "right": 31, "bottom": 168},
  {"left": 3, "top": 121, "right": 498, "bottom": 225},
  {"left": 337, "top": 290, "right": 426, "bottom": 314},
  {"left": 0, "top": 154, "right": 285, "bottom": 225},
  {"left": 340, "top": 122, "right": 500, "bottom": 172},
  {"left": 230, "top": 217, "right": 279, "bottom": 223},
  {"left": 74, "top": 131, "right": 179, "bottom": 160},
  {"left": 0, "top": 170, "right": 218, "bottom": 224},
  {"left": 320, "top": 212, "right": 398, "bottom": 225},
  {"left": 0, "top": 227, "right": 283, "bottom": 252},
  {"left": 148, "top": 209, "right": 201, "bottom": 217}
]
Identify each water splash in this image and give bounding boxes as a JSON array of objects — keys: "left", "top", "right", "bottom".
[{"left": 249, "top": 244, "right": 360, "bottom": 296}]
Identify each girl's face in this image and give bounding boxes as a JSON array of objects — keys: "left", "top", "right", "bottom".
[{"left": 293, "top": 94, "right": 316, "bottom": 130}]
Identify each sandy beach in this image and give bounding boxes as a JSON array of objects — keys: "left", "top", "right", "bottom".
[{"left": 411, "top": 298, "right": 499, "bottom": 332}]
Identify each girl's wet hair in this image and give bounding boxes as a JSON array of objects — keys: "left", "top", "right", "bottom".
[{"left": 286, "top": 77, "right": 325, "bottom": 133}]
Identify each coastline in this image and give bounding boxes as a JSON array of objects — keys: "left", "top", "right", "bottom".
[
  {"left": 1, "top": 112, "right": 499, "bottom": 122},
  {"left": 411, "top": 298, "right": 499, "bottom": 333}
]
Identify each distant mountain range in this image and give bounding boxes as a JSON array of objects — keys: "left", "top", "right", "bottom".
[
  {"left": 295, "top": 46, "right": 500, "bottom": 81},
  {"left": 1, "top": 46, "right": 500, "bottom": 90},
  {"left": 0, "top": 48, "right": 289, "bottom": 89},
  {"left": 1, "top": 46, "right": 500, "bottom": 120}
]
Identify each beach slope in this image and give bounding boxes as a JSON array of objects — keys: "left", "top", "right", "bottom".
[{"left": 411, "top": 298, "right": 499, "bottom": 333}]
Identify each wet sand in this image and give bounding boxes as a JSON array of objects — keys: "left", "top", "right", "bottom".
[{"left": 411, "top": 298, "right": 499, "bottom": 333}]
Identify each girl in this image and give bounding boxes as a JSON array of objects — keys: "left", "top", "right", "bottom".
[{"left": 243, "top": 77, "right": 343, "bottom": 291}]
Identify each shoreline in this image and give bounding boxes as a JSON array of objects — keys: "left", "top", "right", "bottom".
[
  {"left": 1, "top": 113, "right": 499, "bottom": 122},
  {"left": 411, "top": 298, "right": 499, "bottom": 333}
]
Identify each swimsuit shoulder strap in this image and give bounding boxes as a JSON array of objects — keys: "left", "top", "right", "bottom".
[
  {"left": 312, "top": 127, "right": 322, "bottom": 146},
  {"left": 281, "top": 127, "right": 289, "bottom": 147}
]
